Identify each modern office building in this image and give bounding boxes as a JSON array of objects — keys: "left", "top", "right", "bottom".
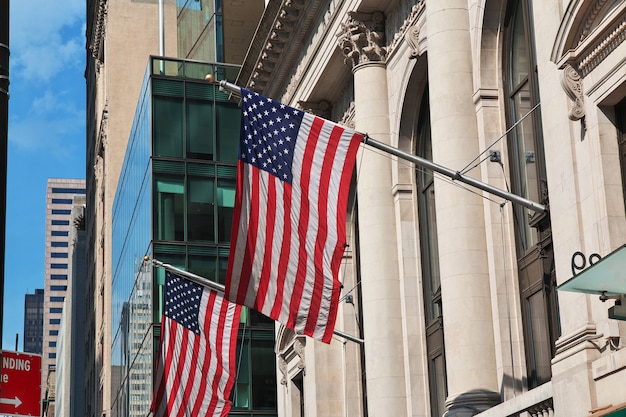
[
  {"left": 111, "top": 56, "right": 277, "bottom": 417},
  {"left": 233, "top": 0, "right": 626, "bottom": 416},
  {"left": 23, "top": 288, "right": 44, "bottom": 354},
  {"left": 42, "top": 178, "right": 86, "bottom": 392}
]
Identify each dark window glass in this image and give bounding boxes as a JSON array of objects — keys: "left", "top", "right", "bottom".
[
  {"left": 51, "top": 264, "right": 67, "bottom": 269},
  {"left": 50, "top": 308, "right": 63, "bottom": 314},
  {"left": 52, "top": 198, "right": 73, "bottom": 204},
  {"left": 216, "top": 102, "right": 241, "bottom": 162},
  {"left": 51, "top": 231, "right": 69, "bottom": 237},
  {"left": 217, "top": 178, "right": 235, "bottom": 243},
  {"left": 50, "top": 330, "right": 59, "bottom": 336},
  {"left": 50, "top": 319, "right": 61, "bottom": 325},
  {"left": 415, "top": 90, "right": 447, "bottom": 416},
  {"left": 51, "top": 252, "right": 68, "bottom": 258},
  {"left": 154, "top": 175, "right": 185, "bottom": 241},
  {"left": 52, "top": 209, "right": 72, "bottom": 215},
  {"left": 188, "top": 252, "right": 230, "bottom": 285},
  {"left": 51, "top": 274, "right": 67, "bottom": 280},
  {"left": 50, "top": 296, "right": 65, "bottom": 302},
  {"left": 234, "top": 337, "right": 277, "bottom": 410},
  {"left": 49, "top": 341, "right": 57, "bottom": 347},
  {"left": 189, "top": 254, "right": 218, "bottom": 284},
  {"left": 187, "top": 176, "right": 215, "bottom": 242},
  {"left": 153, "top": 96, "right": 184, "bottom": 157},
  {"left": 51, "top": 220, "right": 70, "bottom": 226},
  {"left": 504, "top": 0, "right": 559, "bottom": 389},
  {"left": 51, "top": 241, "right": 69, "bottom": 247},
  {"left": 187, "top": 100, "right": 214, "bottom": 160},
  {"left": 50, "top": 285, "right": 67, "bottom": 291},
  {"left": 51, "top": 187, "right": 85, "bottom": 194}
]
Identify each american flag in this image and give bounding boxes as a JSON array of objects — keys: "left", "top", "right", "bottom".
[
  {"left": 152, "top": 271, "right": 241, "bottom": 417},
  {"left": 226, "top": 88, "right": 362, "bottom": 343}
]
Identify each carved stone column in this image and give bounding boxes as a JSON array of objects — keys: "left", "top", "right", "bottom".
[
  {"left": 338, "top": 11, "right": 407, "bottom": 417},
  {"left": 425, "top": 1, "right": 499, "bottom": 415}
]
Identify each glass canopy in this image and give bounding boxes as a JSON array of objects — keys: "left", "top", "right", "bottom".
[{"left": 558, "top": 245, "right": 626, "bottom": 297}]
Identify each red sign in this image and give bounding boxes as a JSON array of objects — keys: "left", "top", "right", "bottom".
[{"left": 0, "top": 350, "right": 42, "bottom": 417}]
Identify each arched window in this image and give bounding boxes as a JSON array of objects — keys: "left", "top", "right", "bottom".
[
  {"left": 504, "top": 0, "right": 560, "bottom": 389},
  {"left": 416, "top": 90, "right": 447, "bottom": 415}
]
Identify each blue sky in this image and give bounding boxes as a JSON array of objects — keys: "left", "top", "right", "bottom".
[{"left": 3, "top": 1, "right": 86, "bottom": 350}]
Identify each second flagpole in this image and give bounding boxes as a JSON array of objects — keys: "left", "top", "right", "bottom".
[{"left": 148, "top": 257, "right": 365, "bottom": 344}]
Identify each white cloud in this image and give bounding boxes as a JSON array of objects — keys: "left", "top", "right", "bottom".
[{"left": 10, "top": 1, "right": 85, "bottom": 82}]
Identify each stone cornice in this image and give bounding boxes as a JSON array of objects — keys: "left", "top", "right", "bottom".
[
  {"left": 553, "top": 0, "right": 625, "bottom": 76},
  {"left": 89, "top": 0, "right": 107, "bottom": 66},
  {"left": 387, "top": 0, "right": 425, "bottom": 60},
  {"left": 237, "top": 0, "right": 325, "bottom": 98}
]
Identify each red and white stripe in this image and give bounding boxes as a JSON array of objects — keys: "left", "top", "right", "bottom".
[
  {"left": 152, "top": 288, "right": 241, "bottom": 417},
  {"left": 227, "top": 112, "right": 362, "bottom": 343}
]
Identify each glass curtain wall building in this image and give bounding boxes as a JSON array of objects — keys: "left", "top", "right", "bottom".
[{"left": 111, "top": 57, "right": 277, "bottom": 417}]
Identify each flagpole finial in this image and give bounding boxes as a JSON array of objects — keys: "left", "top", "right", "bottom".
[
  {"left": 204, "top": 74, "right": 215, "bottom": 83},
  {"left": 143, "top": 255, "right": 150, "bottom": 262}
]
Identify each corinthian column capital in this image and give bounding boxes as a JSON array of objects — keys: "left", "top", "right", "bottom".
[{"left": 337, "top": 11, "right": 387, "bottom": 68}]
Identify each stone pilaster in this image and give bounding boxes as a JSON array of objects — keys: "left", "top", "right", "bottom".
[
  {"left": 337, "top": 10, "right": 407, "bottom": 417},
  {"left": 425, "top": 1, "right": 499, "bottom": 415}
]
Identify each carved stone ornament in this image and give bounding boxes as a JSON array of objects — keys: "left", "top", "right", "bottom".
[
  {"left": 293, "top": 338, "right": 305, "bottom": 369},
  {"left": 560, "top": 64, "right": 585, "bottom": 121},
  {"left": 278, "top": 357, "right": 288, "bottom": 385},
  {"left": 337, "top": 11, "right": 387, "bottom": 67},
  {"left": 405, "top": 26, "right": 420, "bottom": 59},
  {"left": 297, "top": 100, "right": 332, "bottom": 120}
]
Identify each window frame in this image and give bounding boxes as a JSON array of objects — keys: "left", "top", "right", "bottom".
[
  {"left": 415, "top": 89, "right": 448, "bottom": 416},
  {"left": 502, "top": 0, "right": 560, "bottom": 389}
]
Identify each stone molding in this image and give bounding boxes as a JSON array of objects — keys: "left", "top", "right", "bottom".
[
  {"left": 247, "top": 0, "right": 308, "bottom": 93},
  {"left": 297, "top": 99, "right": 332, "bottom": 120},
  {"left": 405, "top": 26, "right": 421, "bottom": 60},
  {"left": 553, "top": 1, "right": 626, "bottom": 76},
  {"left": 578, "top": 18, "right": 626, "bottom": 76},
  {"left": 560, "top": 64, "right": 585, "bottom": 121},
  {"left": 96, "top": 105, "right": 108, "bottom": 159},
  {"left": 578, "top": 0, "right": 611, "bottom": 42},
  {"left": 339, "top": 101, "right": 355, "bottom": 129},
  {"left": 337, "top": 11, "right": 387, "bottom": 68},
  {"left": 387, "top": 1, "right": 425, "bottom": 59},
  {"left": 552, "top": 323, "right": 601, "bottom": 364},
  {"left": 276, "top": 325, "right": 306, "bottom": 385},
  {"left": 89, "top": 0, "right": 108, "bottom": 69},
  {"left": 443, "top": 390, "right": 501, "bottom": 417}
]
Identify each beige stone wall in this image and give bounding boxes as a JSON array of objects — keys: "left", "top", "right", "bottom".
[
  {"left": 242, "top": 0, "right": 626, "bottom": 416},
  {"left": 85, "top": 0, "right": 176, "bottom": 415}
]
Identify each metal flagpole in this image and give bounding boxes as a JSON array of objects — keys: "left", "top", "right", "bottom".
[
  {"left": 148, "top": 257, "right": 365, "bottom": 344},
  {"left": 158, "top": 0, "right": 164, "bottom": 56},
  {"left": 214, "top": 78, "right": 547, "bottom": 214},
  {"left": 361, "top": 136, "right": 547, "bottom": 213}
]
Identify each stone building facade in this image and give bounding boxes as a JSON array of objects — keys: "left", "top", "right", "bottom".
[
  {"left": 237, "top": 1, "right": 626, "bottom": 416},
  {"left": 85, "top": 1, "right": 177, "bottom": 416}
]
